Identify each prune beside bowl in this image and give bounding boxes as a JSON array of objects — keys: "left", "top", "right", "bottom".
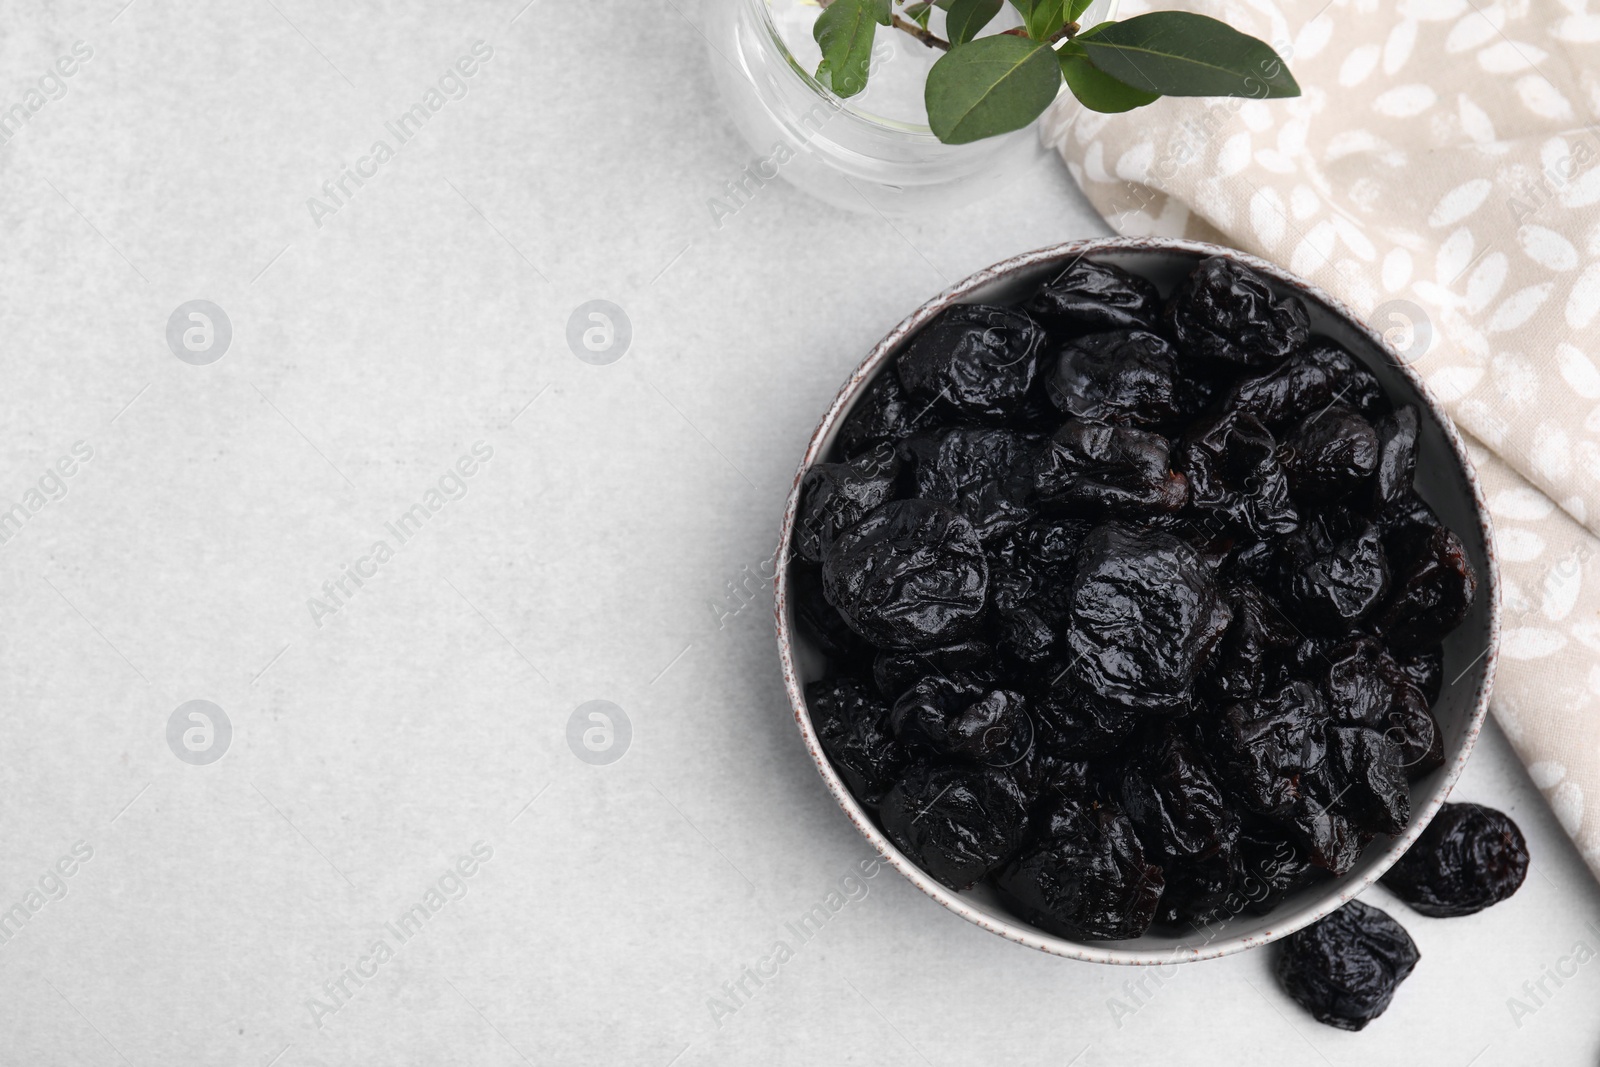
[{"left": 775, "top": 238, "right": 1499, "bottom": 966}]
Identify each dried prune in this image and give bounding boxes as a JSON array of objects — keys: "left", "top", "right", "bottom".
[
  {"left": 1167, "top": 256, "right": 1310, "bottom": 369},
  {"left": 992, "top": 605, "right": 1057, "bottom": 666},
  {"left": 1204, "top": 680, "right": 1330, "bottom": 820},
  {"left": 823, "top": 500, "right": 988, "bottom": 649},
  {"left": 896, "top": 305, "right": 1046, "bottom": 421},
  {"left": 1237, "top": 825, "right": 1322, "bottom": 915},
  {"left": 1023, "top": 257, "right": 1163, "bottom": 335},
  {"left": 1222, "top": 340, "right": 1386, "bottom": 426},
  {"left": 1032, "top": 670, "right": 1141, "bottom": 755},
  {"left": 1034, "top": 419, "right": 1188, "bottom": 517},
  {"left": 1276, "top": 899, "right": 1419, "bottom": 1030},
  {"left": 1064, "top": 524, "right": 1230, "bottom": 713},
  {"left": 901, "top": 428, "right": 1039, "bottom": 541},
  {"left": 1046, "top": 330, "right": 1181, "bottom": 427},
  {"left": 891, "top": 675, "right": 1029, "bottom": 764},
  {"left": 836, "top": 372, "right": 931, "bottom": 459},
  {"left": 995, "top": 795, "right": 1164, "bottom": 940},
  {"left": 1392, "top": 645, "right": 1443, "bottom": 705},
  {"left": 1381, "top": 802, "right": 1528, "bottom": 916},
  {"left": 808, "top": 678, "right": 906, "bottom": 807},
  {"left": 1326, "top": 725, "right": 1410, "bottom": 835},
  {"left": 1276, "top": 509, "right": 1389, "bottom": 634},
  {"left": 1377, "top": 525, "right": 1477, "bottom": 651},
  {"left": 795, "top": 453, "right": 902, "bottom": 563},
  {"left": 1205, "top": 581, "right": 1298, "bottom": 703},
  {"left": 1179, "top": 410, "right": 1298, "bottom": 538},
  {"left": 880, "top": 761, "right": 1030, "bottom": 890},
  {"left": 792, "top": 564, "right": 873, "bottom": 668},
  {"left": 1369, "top": 406, "right": 1419, "bottom": 511},
  {"left": 1382, "top": 680, "right": 1445, "bottom": 779},
  {"left": 1322, "top": 638, "right": 1394, "bottom": 729},
  {"left": 872, "top": 639, "right": 990, "bottom": 702},
  {"left": 1285, "top": 406, "right": 1380, "bottom": 504}
]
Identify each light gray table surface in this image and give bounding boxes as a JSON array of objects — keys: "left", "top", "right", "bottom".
[{"left": 0, "top": 1, "right": 1596, "bottom": 1064}]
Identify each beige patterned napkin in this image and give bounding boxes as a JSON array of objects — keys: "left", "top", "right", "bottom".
[{"left": 1044, "top": 0, "right": 1600, "bottom": 883}]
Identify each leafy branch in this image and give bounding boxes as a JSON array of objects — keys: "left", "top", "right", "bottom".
[{"left": 810, "top": 0, "right": 1299, "bottom": 144}]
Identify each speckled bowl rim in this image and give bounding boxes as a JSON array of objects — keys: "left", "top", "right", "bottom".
[{"left": 773, "top": 236, "right": 1500, "bottom": 966}]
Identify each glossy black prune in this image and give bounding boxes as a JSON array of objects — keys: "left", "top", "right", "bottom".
[
  {"left": 1034, "top": 419, "right": 1189, "bottom": 517},
  {"left": 1276, "top": 509, "right": 1389, "bottom": 634},
  {"left": 1205, "top": 680, "right": 1330, "bottom": 820},
  {"left": 901, "top": 427, "right": 1040, "bottom": 541},
  {"left": 808, "top": 678, "right": 906, "bottom": 807},
  {"left": 1381, "top": 802, "right": 1529, "bottom": 916},
  {"left": 1285, "top": 406, "right": 1380, "bottom": 504},
  {"left": 1063, "top": 524, "right": 1231, "bottom": 713},
  {"left": 1179, "top": 410, "right": 1298, "bottom": 538},
  {"left": 1377, "top": 525, "right": 1477, "bottom": 651},
  {"left": 1023, "top": 257, "right": 1164, "bottom": 335},
  {"left": 1167, "top": 256, "right": 1310, "bottom": 369},
  {"left": 1276, "top": 899, "right": 1419, "bottom": 1030},
  {"left": 880, "top": 761, "right": 1030, "bottom": 890},
  {"left": 1222, "top": 340, "right": 1386, "bottom": 426},
  {"left": 1205, "top": 582, "right": 1298, "bottom": 703},
  {"left": 795, "top": 453, "right": 902, "bottom": 563},
  {"left": 1322, "top": 637, "right": 1395, "bottom": 729},
  {"left": 1046, "top": 330, "right": 1182, "bottom": 427},
  {"left": 1032, "top": 672, "right": 1141, "bottom": 756},
  {"left": 823, "top": 500, "right": 988, "bottom": 649},
  {"left": 872, "top": 639, "right": 991, "bottom": 702},
  {"left": 1237, "top": 825, "right": 1323, "bottom": 915},
  {"left": 836, "top": 373, "right": 932, "bottom": 460},
  {"left": 891, "top": 675, "right": 1029, "bottom": 764},
  {"left": 1326, "top": 725, "right": 1410, "bottom": 835},
  {"left": 896, "top": 304, "right": 1046, "bottom": 421},
  {"left": 792, "top": 564, "right": 874, "bottom": 668},
  {"left": 1369, "top": 406, "right": 1419, "bottom": 511},
  {"left": 1382, "top": 679, "right": 1445, "bottom": 779},
  {"left": 1393, "top": 646, "right": 1443, "bottom": 705},
  {"left": 996, "top": 795, "right": 1164, "bottom": 941}
]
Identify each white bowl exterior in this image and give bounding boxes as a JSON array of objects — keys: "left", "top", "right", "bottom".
[{"left": 774, "top": 237, "right": 1500, "bottom": 966}]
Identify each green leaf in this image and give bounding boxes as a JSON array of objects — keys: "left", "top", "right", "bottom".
[
  {"left": 1076, "top": 12, "right": 1300, "bottom": 98},
  {"left": 905, "top": 1, "right": 934, "bottom": 29},
  {"left": 813, "top": 0, "right": 888, "bottom": 99},
  {"left": 1067, "top": 0, "right": 1093, "bottom": 19},
  {"left": 1058, "top": 40, "right": 1159, "bottom": 113},
  {"left": 1008, "top": 0, "right": 1068, "bottom": 39},
  {"left": 945, "top": 0, "right": 1002, "bottom": 45},
  {"left": 925, "top": 34, "right": 1062, "bottom": 144}
]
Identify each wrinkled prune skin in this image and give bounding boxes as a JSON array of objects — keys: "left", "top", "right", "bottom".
[
  {"left": 1238, "top": 826, "right": 1322, "bottom": 916},
  {"left": 1381, "top": 802, "right": 1529, "bottom": 917},
  {"left": 880, "top": 761, "right": 1030, "bottom": 890},
  {"left": 1222, "top": 341, "right": 1385, "bottom": 427},
  {"left": 1370, "top": 406, "right": 1419, "bottom": 511},
  {"left": 795, "top": 453, "right": 902, "bottom": 563},
  {"left": 896, "top": 305, "right": 1046, "bottom": 421},
  {"left": 1167, "top": 256, "right": 1310, "bottom": 369},
  {"left": 836, "top": 373, "right": 932, "bottom": 460},
  {"left": 1033, "top": 672, "right": 1141, "bottom": 756},
  {"left": 1393, "top": 646, "right": 1443, "bottom": 705},
  {"left": 1179, "top": 410, "right": 1299, "bottom": 538},
  {"left": 1065, "top": 524, "right": 1231, "bottom": 713},
  {"left": 1377, "top": 525, "right": 1477, "bottom": 651},
  {"left": 901, "top": 428, "right": 1039, "bottom": 542},
  {"left": 1023, "top": 258, "right": 1164, "bottom": 335},
  {"left": 1382, "top": 680, "right": 1445, "bottom": 779},
  {"left": 793, "top": 564, "right": 873, "bottom": 668},
  {"left": 1204, "top": 680, "right": 1329, "bottom": 820},
  {"left": 1205, "top": 582, "right": 1298, "bottom": 703},
  {"left": 1277, "top": 509, "right": 1389, "bottom": 634},
  {"left": 1276, "top": 900, "right": 1419, "bottom": 1030},
  {"left": 823, "top": 500, "right": 989, "bottom": 649},
  {"left": 1285, "top": 406, "right": 1380, "bottom": 504},
  {"left": 996, "top": 796, "right": 1164, "bottom": 941},
  {"left": 1322, "top": 638, "right": 1395, "bottom": 729},
  {"left": 1120, "top": 728, "right": 1242, "bottom": 924},
  {"left": 872, "top": 639, "right": 990, "bottom": 702},
  {"left": 1034, "top": 419, "right": 1189, "bottom": 517},
  {"left": 1047, "top": 330, "right": 1181, "bottom": 427},
  {"left": 992, "top": 605, "right": 1057, "bottom": 667},
  {"left": 891, "top": 675, "right": 1029, "bottom": 764},
  {"left": 1326, "top": 725, "right": 1410, "bottom": 835},
  {"left": 808, "top": 678, "right": 906, "bottom": 807}
]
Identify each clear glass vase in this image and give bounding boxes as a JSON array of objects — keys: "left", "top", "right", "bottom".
[{"left": 709, "top": 0, "right": 1119, "bottom": 217}]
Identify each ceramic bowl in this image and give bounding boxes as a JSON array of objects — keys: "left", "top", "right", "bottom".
[{"left": 773, "top": 236, "right": 1500, "bottom": 965}]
